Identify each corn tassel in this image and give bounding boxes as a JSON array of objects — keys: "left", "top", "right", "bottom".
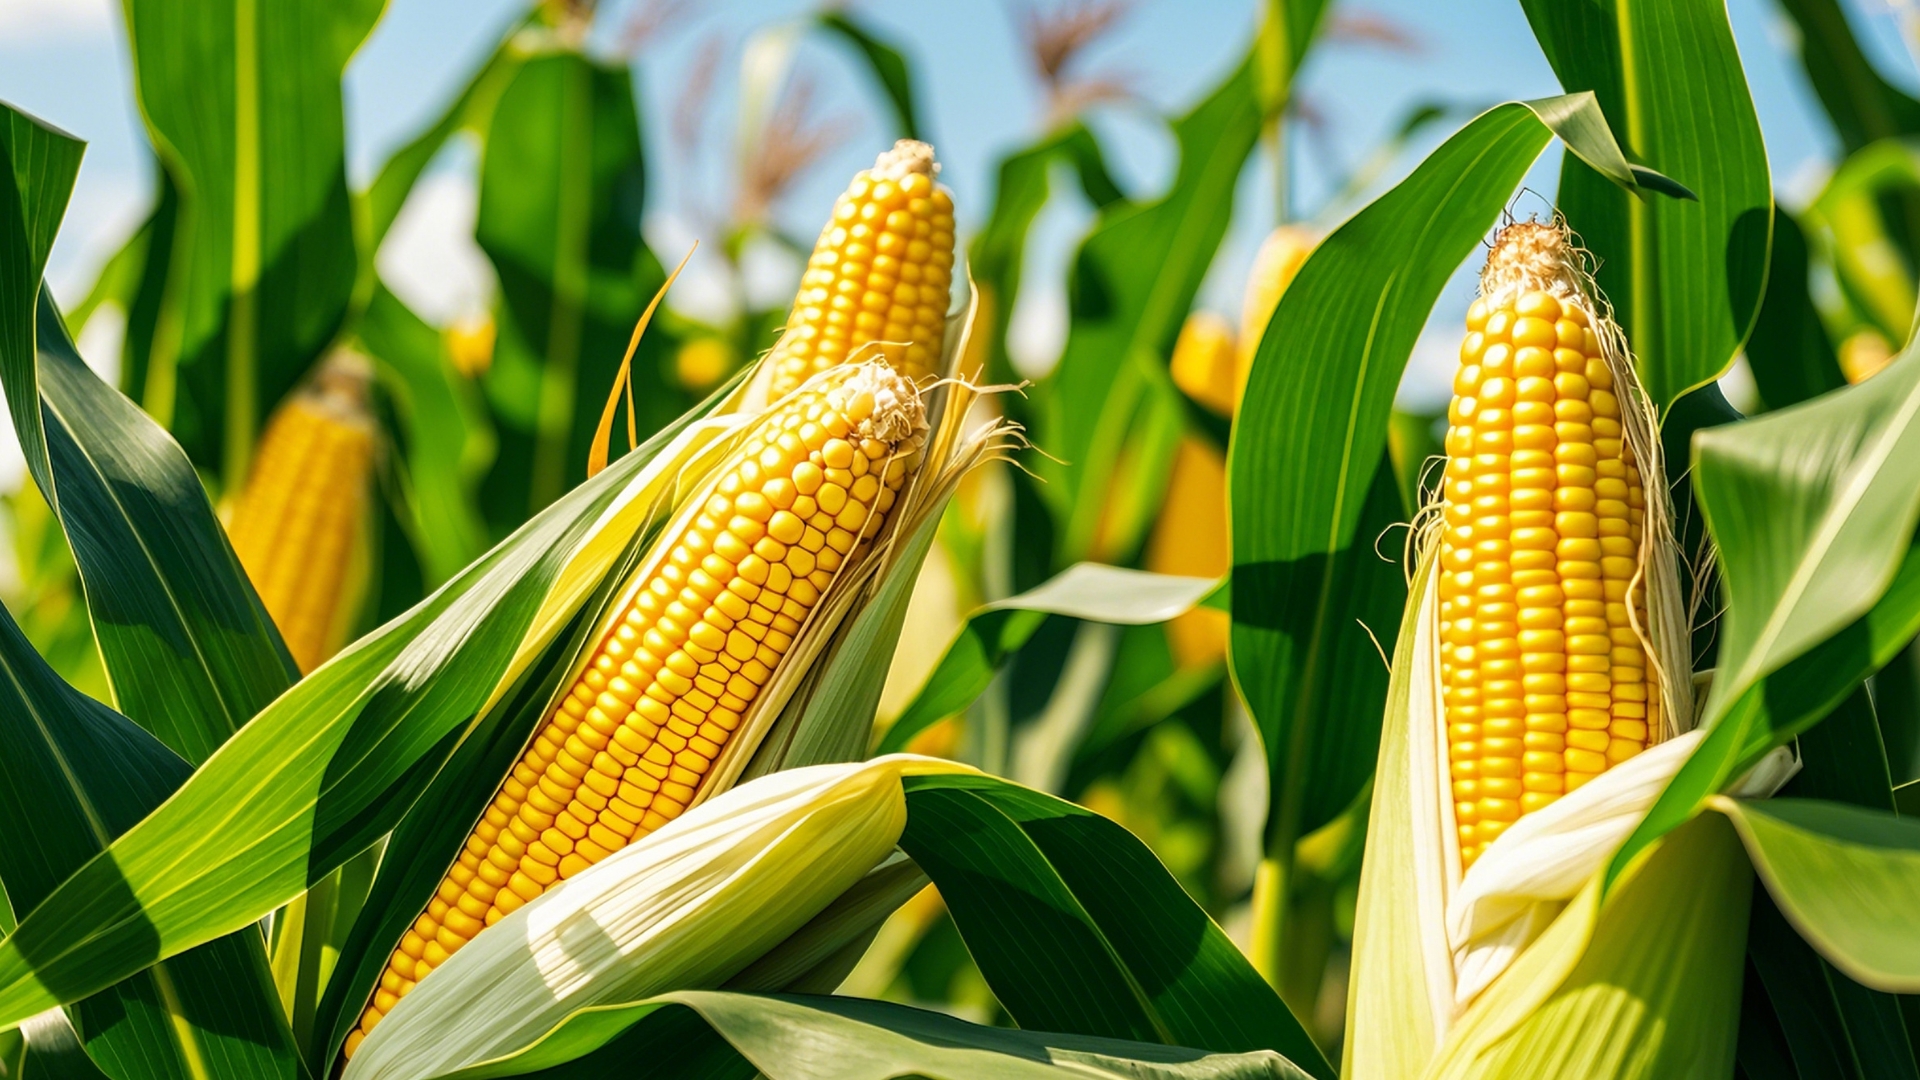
[
  {"left": 347, "top": 362, "right": 929, "bottom": 1056},
  {"left": 764, "top": 140, "right": 956, "bottom": 400},
  {"left": 227, "top": 350, "right": 377, "bottom": 674}
]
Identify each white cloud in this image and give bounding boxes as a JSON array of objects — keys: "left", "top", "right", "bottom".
[
  {"left": 0, "top": 0, "right": 115, "bottom": 45},
  {"left": 376, "top": 168, "right": 495, "bottom": 327}
]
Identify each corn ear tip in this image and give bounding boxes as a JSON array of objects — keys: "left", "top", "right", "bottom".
[{"left": 871, "top": 138, "right": 938, "bottom": 181}]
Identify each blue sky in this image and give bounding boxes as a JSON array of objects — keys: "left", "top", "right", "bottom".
[{"left": 0, "top": 0, "right": 1910, "bottom": 412}]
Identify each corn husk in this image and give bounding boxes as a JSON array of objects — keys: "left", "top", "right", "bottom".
[{"left": 345, "top": 755, "right": 972, "bottom": 1080}]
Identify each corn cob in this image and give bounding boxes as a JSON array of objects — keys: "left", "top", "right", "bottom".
[
  {"left": 1144, "top": 438, "right": 1229, "bottom": 667},
  {"left": 1169, "top": 311, "right": 1237, "bottom": 417},
  {"left": 227, "top": 351, "right": 376, "bottom": 674},
  {"left": 765, "top": 140, "right": 956, "bottom": 400},
  {"left": 347, "top": 362, "right": 928, "bottom": 1057},
  {"left": 1439, "top": 221, "right": 1664, "bottom": 868}
]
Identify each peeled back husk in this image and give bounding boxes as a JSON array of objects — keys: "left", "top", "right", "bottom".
[
  {"left": 1346, "top": 562, "right": 1750, "bottom": 1080},
  {"left": 344, "top": 755, "right": 973, "bottom": 1080}
]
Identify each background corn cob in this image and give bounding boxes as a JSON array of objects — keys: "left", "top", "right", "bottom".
[
  {"left": 1168, "top": 310, "right": 1237, "bottom": 417},
  {"left": 1236, "top": 225, "right": 1316, "bottom": 409},
  {"left": 1438, "top": 221, "right": 1664, "bottom": 868},
  {"left": 347, "top": 362, "right": 928, "bottom": 1057},
  {"left": 443, "top": 314, "right": 495, "bottom": 379},
  {"left": 226, "top": 350, "right": 377, "bottom": 675},
  {"left": 1144, "top": 439, "right": 1229, "bottom": 667},
  {"left": 764, "top": 140, "right": 956, "bottom": 399}
]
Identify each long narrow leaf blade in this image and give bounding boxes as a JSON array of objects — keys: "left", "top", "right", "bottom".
[
  {"left": 0, "top": 600, "right": 299, "bottom": 1080},
  {"left": 0, "top": 400, "right": 735, "bottom": 1029},
  {"left": 879, "top": 565, "right": 1219, "bottom": 756},
  {"left": 1524, "top": 0, "right": 1773, "bottom": 407},
  {"left": 898, "top": 774, "right": 1334, "bottom": 1079}
]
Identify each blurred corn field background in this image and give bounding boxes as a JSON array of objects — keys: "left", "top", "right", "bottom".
[{"left": 5, "top": 0, "right": 1920, "bottom": 1078}]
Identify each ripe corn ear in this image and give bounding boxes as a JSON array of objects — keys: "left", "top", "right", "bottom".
[
  {"left": 765, "top": 140, "right": 956, "bottom": 399},
  {"left": 347, "top": 362, "right": 928, "bottom": 1057},
  {"left": 227, "top": 351, "right": 376, "bottom": 674},
  {"left": 1436, "top": 220, "right": 1682, "bottom": 868}
]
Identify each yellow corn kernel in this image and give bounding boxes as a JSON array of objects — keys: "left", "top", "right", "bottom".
[
  {"left": 226, "top": 349, "right": 376, "bottom": 674},
  {"left": 766, "top": 141, "right": 956, "bottom": 398},
  {"left": 348, "top": 364, "right": 928, "bottom": 1054},
  {"left": 1169, "top": 311, "right": 1237, "bottom": 416},
  {"left": 1439, "top": 223, "right": 1658, "bottom": 870}
]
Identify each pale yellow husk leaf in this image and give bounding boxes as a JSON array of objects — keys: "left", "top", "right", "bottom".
[{"left": 345, "top": 754, "right": 973, "bottom": 1080}]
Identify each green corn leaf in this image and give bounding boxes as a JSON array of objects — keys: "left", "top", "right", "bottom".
[
  {"left": 0, "top": 387, "right": 738, "bottom": 1030},
  {"left": 1745, "top": 688, "right": 1920, "bottom": 1080},
  {"left": 119, "top": 0, "right": 385, "bottom": 484},
  {"left": 364, "top": 27, "right": 527, "bottom": 253},
  {"left": 1805, "top": 139, "right": 1920, "bottom": 345},
  {"left": 1618, "top": 338, "right": 1920, "bottom": 879},
  {"left": 474, "top": 46, "right": 688, "bottom": 534},
  {"left": 12, "top": 1013, "right": 111, "bottom": 1080},
  {"left": 897, "top": 773, "right": 1333, "bottom": 1078},
  {"left": 878, "top": 564, "right": 1220, "bottom": 756},
  {"left": 1774, "top": 0, "right": 1920, "bottom": 152},
  {"left": 1523, "top": 0, "right": 1773, "bottom": 408},
  {"left": 816, "top": 12, "right": 923, "bottom": 141},
  {"left": 1884, "top": 639, "right": 1920, "bottom": 791},
  {"left": 968, "top": 122, "right": 1122, "bottom": 392},
  {"left": 360, "top": 286, "right": 496, "bottom": 586},
  {"left": 5, "top": 101, "right": 294, "bottom": 763},
  {"left": 439, "top": 992, "right": 1313, "bottom": 1080},
  {"left": 0, "top": 594, "right": 300, "bottom": 1080},
  {"left": 1035, "top": 48, "right": 1264, "bottom": 566},
  {"left": 1714, "top": 795, "right": 1920, "bottom": 993},
  {"left": 307, "top": 548, "right": 623, "bottom": 1072},
  {"left": 0, "top": 103, "right": 84, "bottom": 513},
  {"left": 34, "top": 291, "right": 296, "bottom": 762},
  {"left": 1746, "top": 210, "right": 1848, "bottom": 412}
]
